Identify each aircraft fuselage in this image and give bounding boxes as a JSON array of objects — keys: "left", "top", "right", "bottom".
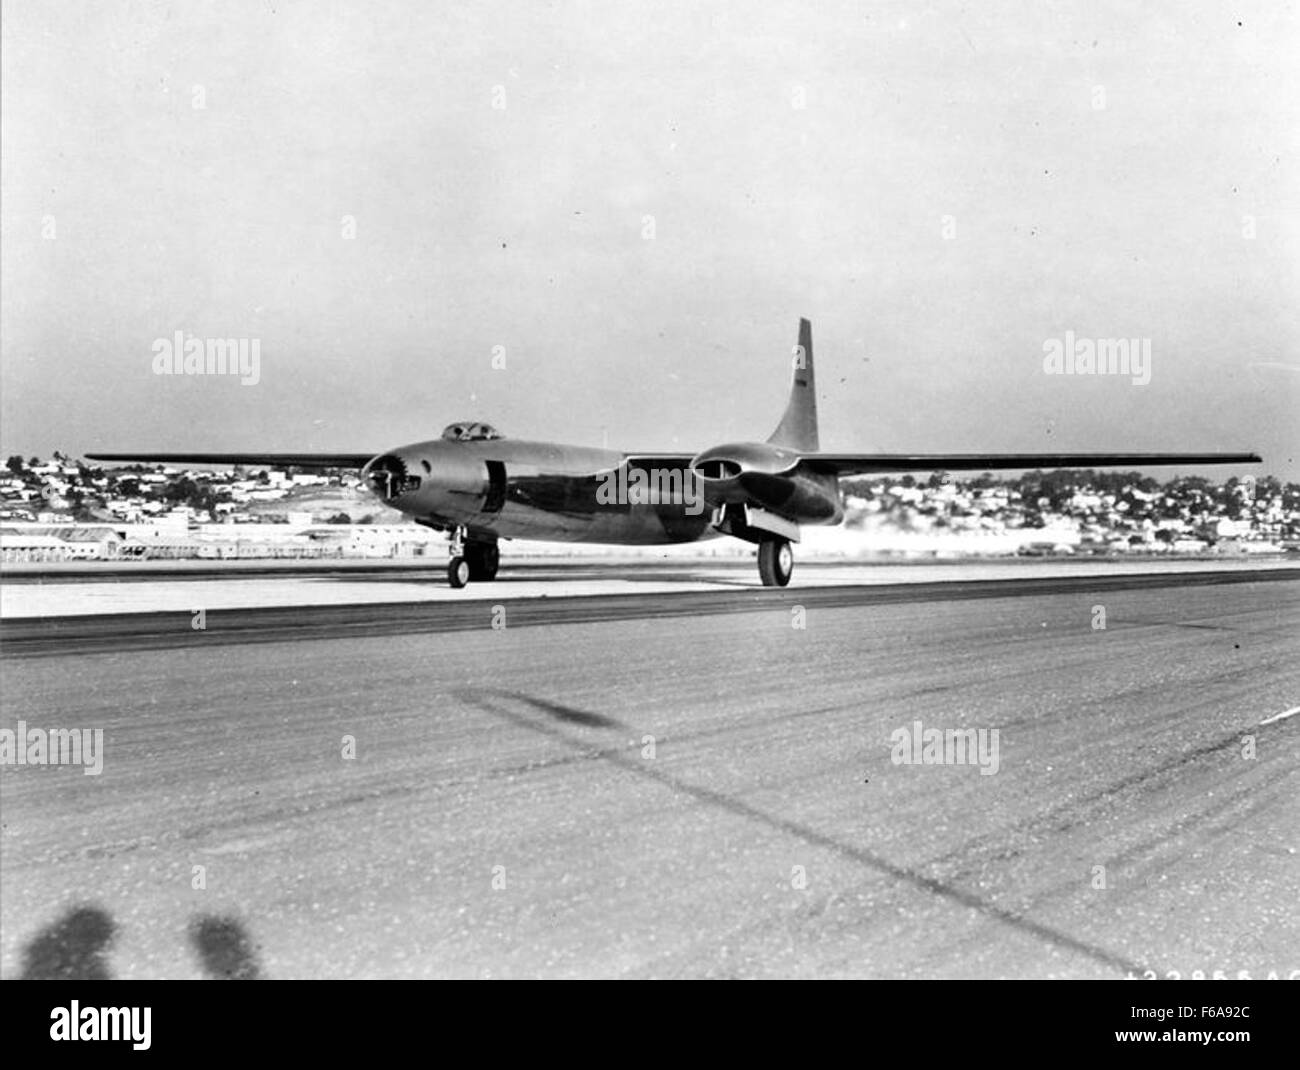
[{"left": 362, "top": 438, "right": 723, "bottom": 545}]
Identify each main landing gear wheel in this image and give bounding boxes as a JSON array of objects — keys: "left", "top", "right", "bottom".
[
  {"left": 465, "top": 541, "right": 500, "bottom": 581},
  {"left": 447, "top": 556, "right": 471, "bottom": 588},
  {"left": 757, "top": 537, "right": 793, "bottom": 587}
]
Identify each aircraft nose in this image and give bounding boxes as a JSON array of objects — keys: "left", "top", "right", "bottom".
[{"left": 363, "top": 452, "right": 421, "bottom": 502}]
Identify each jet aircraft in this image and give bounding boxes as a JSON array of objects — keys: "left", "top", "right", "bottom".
[{"left": 90, "top": 320, "right": 1261, "bottom": 587}]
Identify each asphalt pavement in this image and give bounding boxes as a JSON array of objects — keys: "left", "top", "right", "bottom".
[{"left": 1, "top": 571, "right": 1296, "bottom": 977}]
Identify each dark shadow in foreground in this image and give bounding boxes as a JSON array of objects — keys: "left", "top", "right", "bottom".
[
  {"left": 190, "top": 915, "right": 262, "bottom": 979},
  {"left": 21, "top": 905, "right": 116, "bottom": 980}
]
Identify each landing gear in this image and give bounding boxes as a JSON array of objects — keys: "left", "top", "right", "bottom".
[
  {"left": 448, "top": 556, "right": 471, "bottom": 588},
  {"left": 444, "top": 526, "right": 500, "bottom": 587},
  {"left": 465, "top": 540, "right": 500, "bottom": 581},
  {"left": 757, "top": 536, "right": 793, "bottom": 587}
]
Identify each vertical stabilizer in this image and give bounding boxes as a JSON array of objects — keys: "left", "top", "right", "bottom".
[{"left": 766, "top": 318, "right": 818, "bottom": 452}]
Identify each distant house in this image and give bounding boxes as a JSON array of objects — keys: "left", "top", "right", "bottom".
[
  {"left": 1, "top": 533, "right": 68, "bottom": 562},
  {"left": 1213, "top": 518, "right": 1251, "bottom": 538},
  {"left": 0, "top": 525, "right": 123, "bottom": 561},
  {"left": 120, "top": 534, "right": 205, "bottom": 559}
]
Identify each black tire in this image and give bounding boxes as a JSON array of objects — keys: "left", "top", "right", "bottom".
[
  {"left": 465, "top": 541, "right": 500, "bottom": 581},
  {"left": 448, "top": 556, "right": 471, "bottom": 588},
  {"left": 757, "top": 537, "right": 793, "bottom": 587}
]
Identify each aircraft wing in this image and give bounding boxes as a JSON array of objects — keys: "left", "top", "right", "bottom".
[
  {"left": 85, "top": 452, "right": 377, "bottom": 469},
  {"left": 796, "top": 452, "right": 1263, "bottom": 477}
]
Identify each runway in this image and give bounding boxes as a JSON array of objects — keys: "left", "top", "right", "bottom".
[
  {"left": 1, "top": 555, "right": 1293, "bottom": 620},
  {"left": 1, "top": 568, "right": 1297, "bottom": 978},
  {"left": 2, "top": 565, "right": 1299, "bottom": 655}
]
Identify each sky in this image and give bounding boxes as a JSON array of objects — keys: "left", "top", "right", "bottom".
[{"left": 2, "top": 0, "right": 1296, "bottom": 478}]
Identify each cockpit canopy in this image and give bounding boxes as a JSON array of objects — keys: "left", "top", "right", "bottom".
[{"left": 440, "top": 421, "right": 504, "bottom": 442}]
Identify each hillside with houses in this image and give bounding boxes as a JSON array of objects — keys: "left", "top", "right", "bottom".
[{"left": 0, "top": 454, "right": 1295, "bottom": 562}]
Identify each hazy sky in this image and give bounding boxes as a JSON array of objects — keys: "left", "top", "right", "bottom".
[{"left": 2, "top": 0, "right": 1296, "bottom": 477}]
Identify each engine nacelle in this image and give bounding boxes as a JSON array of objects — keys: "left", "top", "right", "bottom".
[
  {"left": 690, "top": 441, "right": 841, "bottom": 523},
  {"left": 690, "top": 441, "right": 800, "bottom": 501}
]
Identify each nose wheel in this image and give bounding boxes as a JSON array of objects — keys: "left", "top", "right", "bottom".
[
  {"left": 447, "top": 555, "right": 471, "bottom": 588},
  {"left": 757, "top": 536, "right": 793, "bottom": 587},
  {"left": 446, "top": 528, "right": 500, "bottom": 587}
]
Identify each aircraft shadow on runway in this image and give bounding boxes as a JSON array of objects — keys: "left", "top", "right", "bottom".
[
  {"left": 319, "top": 568, "right": 759, "bottom": 588},
  {"left": 20, "top": 905, "right": 262, "bottom": 980}
]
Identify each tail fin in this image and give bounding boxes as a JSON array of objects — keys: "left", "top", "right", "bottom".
[{"left": 766, "top": 318, "right": 819, "bottom": 452}]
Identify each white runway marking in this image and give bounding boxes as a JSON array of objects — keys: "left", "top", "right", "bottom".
[{"left": 1258, "top": 706, "right": 1299, "bottom": 726}]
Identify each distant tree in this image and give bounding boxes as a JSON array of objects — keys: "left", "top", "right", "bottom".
[
  {"left": 164, "top": 477, "right": 199, "bottom": 503},
  {"left": 191, "top": 487, "right": 218, "bottom": 518},
  {"left": 28, "top": 456, "right": 40, "bottom": 467},
  {"left": 6, "top": 456, "right": 25, "bottom": 474},
  {"left": 842, "top": 478, "right": 873, "bottom": 498},
  {"left": 325, "top": 512, "right": 352, "bottom": 524}
]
